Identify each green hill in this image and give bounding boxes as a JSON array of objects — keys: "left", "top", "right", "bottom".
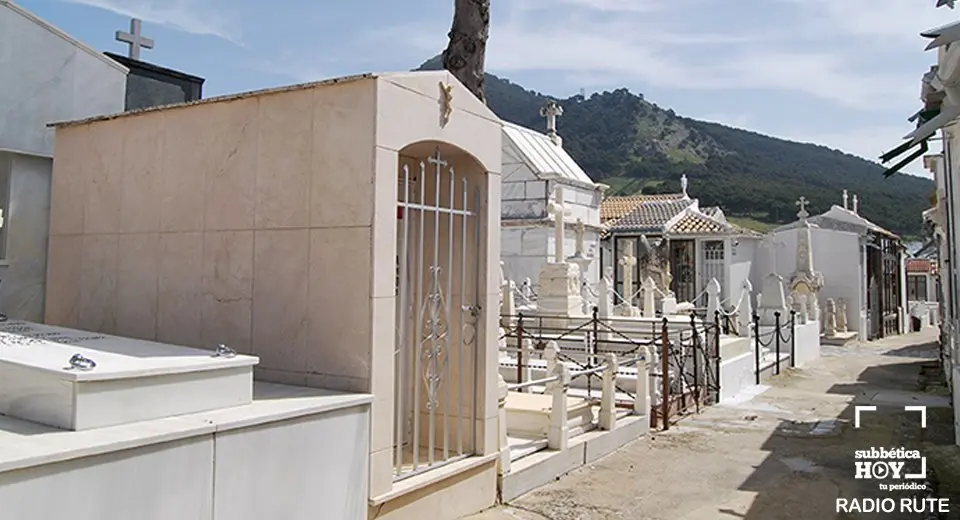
[{"left": 417, "top": 57, "right": 934, "bottom": 238}]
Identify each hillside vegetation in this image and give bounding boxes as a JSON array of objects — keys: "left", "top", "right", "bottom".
[{"left": 417, "top": 57, "right": 934, "bottom": 237}]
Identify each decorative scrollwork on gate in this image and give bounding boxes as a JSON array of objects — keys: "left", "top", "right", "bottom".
[{"left": 420, "top": 266, "right": 450, "bottom": 411}]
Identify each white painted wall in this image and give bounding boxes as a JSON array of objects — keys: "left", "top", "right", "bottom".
[
  {"left": 0, "top": 153, "right": 52, "bottom": 320},
  {"left": 0, "top": 3, "right": 126, "bottom": 321},
  {"left": 0, "top": 3, "right": 127, "bottom": 156},
  {"left": 728, "top": 237, "right": 759, "bottom": 305},
  {"left": 769, "top": 227, "right": 864, "bottom": 337},
  {"left": 0, "top": 404, "right": 371, "bottom": 520},
  {"left": 500, "top": 135, "right": 603, "bottom": 288}
]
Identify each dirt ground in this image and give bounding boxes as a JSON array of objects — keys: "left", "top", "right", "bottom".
[{"left": 466, "top": 329, "right": 960, "bottom": 520}]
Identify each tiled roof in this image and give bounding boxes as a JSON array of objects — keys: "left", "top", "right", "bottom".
[
  {"left": 600, "top": 193, "right": 686, "bottom": 222},
  {"left": 668, "top": 211, "right": 731, "bottom": 235},
  {"left": 502, "top": 122, "right": 594, "bottom": 184},
  {"left": 701, "top": 206, "right": 721, "bottom": 218},
  {"left": 607, "top": 198, "right": 694, "bottom": 233},
  {"left": 906, "top": 258, "right": 933, "bottom": 273}
]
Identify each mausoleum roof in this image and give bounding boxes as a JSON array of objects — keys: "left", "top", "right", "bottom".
[
  {"left": 502, "top": 122, "right": 593, "bottom": 185},
  {"left": 1, "top": 0, "right": 128, "bottom": 74},
  {"left": 774, "top": 205, "right": 898, "bottom": 238},
  {"left": 906, "top": 258, "right": 935, "bottom": 274},
  {"left": 600, "top": 193, "right": 686, "bottom": 222},
  {"left": 606, "top": 198, "right": 695, "bottom": 233},
  {"left": 668, "top": 211, "right": 731, "bottom": 235}
]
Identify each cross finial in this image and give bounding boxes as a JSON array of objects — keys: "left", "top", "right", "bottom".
[
  {"left": 796, "top": 196, "right": 810, "bottom": 219},
  {"left": 115, "top": 18, "right": 154, "bottom": 60},
  {"left": 540, "top": 100, "right": 564, "bottom": 145}
]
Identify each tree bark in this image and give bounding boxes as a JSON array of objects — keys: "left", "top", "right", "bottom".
[{"left": 442, "top": 0, "right": 490, "bottom": 103}]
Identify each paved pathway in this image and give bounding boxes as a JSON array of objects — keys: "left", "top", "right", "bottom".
[{"left": 467, "top": 330, "right": 957, "bottom": 520}]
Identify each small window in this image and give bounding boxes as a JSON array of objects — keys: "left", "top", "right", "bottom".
[{"left": 907, "top": 274, "right": 927, "bottom": 302}]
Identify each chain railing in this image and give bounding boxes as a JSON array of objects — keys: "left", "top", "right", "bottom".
[
  {"left": 750, "top": 310, "right": 797, "bottom": 384},
  {"left": 499, "top": 307, "right": 725, "bottom": 432}
]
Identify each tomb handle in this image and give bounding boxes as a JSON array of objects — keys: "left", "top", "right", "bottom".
[
  {"left": 213, "top": 344, "right": 237, "bottom": 358},
  {"left": 67, "top": 353, "right": 96, "bottom": 371}
]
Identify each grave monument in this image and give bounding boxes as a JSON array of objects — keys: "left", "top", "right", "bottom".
[
  {"left": 537, "top": 187, "right": 585, "bottom": 322},
  {"left": 787, "top": 196, "right": 824, "bottom": 323}
]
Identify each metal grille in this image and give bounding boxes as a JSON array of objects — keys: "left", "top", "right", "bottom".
[{"left": 394, "top": 148, "right": 481, "bottom": 481}]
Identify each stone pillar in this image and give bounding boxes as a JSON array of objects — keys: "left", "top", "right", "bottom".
[
  {"left": 705, "top": 278, "right": 721, "bottom": 324},
  {"left": 635, "top": 346, "right": 650, "bottom": 416},
  {"left": 497, "top": 374, "right": 510, "bottom": 475},
  {"left": 738, "top": 279, "right": 753, "bottom": 338},
  {"left": 598, "top": 269, "right": 613, "bottom": 340},
  {"left": 544, "top": 340, "right": 560, "bottom": 382},
  {"left": 520, "top": 338, "right": 534, "bottom": 392},
  {"left": 548, "top": 363, "right": 570, "bottom": 450},
  {"left": 599, "top": 353, "right": 618, "bottom": 431},
  {"left": 824, "top": 298, "right": 837, "bottom": 337},
  {"left": 642, "top": 276, "right": 657, "bottom": 318},
  {"left": 837, "top": 298, "right": 848, "bottom": 333}
]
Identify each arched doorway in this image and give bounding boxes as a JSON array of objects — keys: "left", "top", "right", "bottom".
[{"left": 392, "top": 141, "right": 487, "bottom": 480}]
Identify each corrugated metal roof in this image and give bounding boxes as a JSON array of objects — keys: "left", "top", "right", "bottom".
[{"left": 502, "top": 122, "right": 593, "bottom": 184}]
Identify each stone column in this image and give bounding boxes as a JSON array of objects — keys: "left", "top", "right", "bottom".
[
  {"left": 599, "top": 353, "right": 618, "bottom": 431},
  {"left": 738, "top": 279, "right": 753, "bottom": 338},
  {"left": 548, "top": 363, "right": 570, "bottom": 450},
  {"left": 635, "top": 346, "right": 650, "bottom": 417},
  {"left": 824, "top": 298, "right": 837, "bottom": 337},
  {"left": 642, "top": 276, "right": 657, "bottom": 318},
  {"left": 497, "top": 374, "right": 510, "bottom": 475}
]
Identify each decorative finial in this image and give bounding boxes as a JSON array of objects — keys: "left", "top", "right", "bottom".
[
  {"left": 115, "top": 18, "right": 154, "bottom": 61},
  {"left": 680, "top": 174, "right": 689, "bottom": 198},
  {"left": 842, "top": 189, "right": 849, "bottom": 209},
  {"left": 796, "top": 196, "right": 810, "bottom": 220},
  {"left": 540, "top": 100, "right": 564, "bottom": 145},
  {"left": 852, "top": 194, "right": 859, "bottom": 214}
]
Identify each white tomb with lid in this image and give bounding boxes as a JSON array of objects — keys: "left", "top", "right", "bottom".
[{"left": 0, "top": 320, "right": 258, "bottom": 431}]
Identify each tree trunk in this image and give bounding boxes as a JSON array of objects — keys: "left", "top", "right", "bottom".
[{"left": 442, "top": 0, "right": 490, "bottom": 103}]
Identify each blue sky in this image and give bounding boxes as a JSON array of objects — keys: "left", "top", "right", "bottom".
[{"left": 19, "top": 0, "right": 960, "bottom": 178}]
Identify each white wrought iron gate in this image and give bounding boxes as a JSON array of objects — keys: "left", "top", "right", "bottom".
[
  {"left": 701, "top": 241, "right": 725, "bottom": 307},
  {"left": 394, "top": 148, "right": 481, "bottom": 481}
]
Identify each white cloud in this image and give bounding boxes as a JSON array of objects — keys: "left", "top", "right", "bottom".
[
  {"left": 63, "top": 0, "right": 242, "bottom": 44},
  {"left": 777, "top": 0, "right": 955, "bottom": 43}
]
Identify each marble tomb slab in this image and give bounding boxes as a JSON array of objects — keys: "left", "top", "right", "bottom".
[{"left": 0, "top": 320, "right": 259, "bottom": 431}]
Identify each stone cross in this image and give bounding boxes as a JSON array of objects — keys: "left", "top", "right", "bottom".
[
  {"left": 547, "top": 187, "right": 571, "bottom": 263},
  {"left": 540, "top": 101, "right": 564, "bottom": 141},
  {"left": 796, "top": 196, "right": 810, "bottom": 220},
  {"left": 574, "top": 219, "right": 585, "bottom": 256},
  {"left": 115, "top": 18, "right": 154, "bottom": 60},
  {"left": 619, "top": 240, "right": 637, "bottom": 302},
  {"left": 681, "top": 174, "right": 689, "bottom": 198}
]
